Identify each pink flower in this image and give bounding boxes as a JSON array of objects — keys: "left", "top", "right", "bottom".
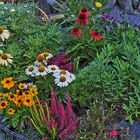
[
  {"left": 80, "top": 7, "right": 90, "bottom": 16},
  {"left": 76, "top": 12, "right": 89, "bottom": 26},
  {"left": 71, "top": 27, "right": 82, "bottom": 37},
  {"left": 109, "top": 130, "right": 118, "bottom": 137}
]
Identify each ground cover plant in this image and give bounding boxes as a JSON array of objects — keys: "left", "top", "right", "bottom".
[{"left": 0, "top": 0, "right": 140, "bottom": 140}]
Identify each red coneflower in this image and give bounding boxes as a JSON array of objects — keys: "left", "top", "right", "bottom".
[
  {"left": 76, "top": 12, "right": 89, "bottom": 26},
  {"left": 109, "top": 130, "right": 118, "bottom": 137},
  {"left": 90, "top": 30, "right": 102, "bottom": 41},
  {"left": 80, "top": 7, "right": 90, "bottom": 16},
  {"left": 71, "top": 27, "right": 82, "bottom": 37}
]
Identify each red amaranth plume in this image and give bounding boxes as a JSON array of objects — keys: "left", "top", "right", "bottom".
[
  {"left": 50, "top": 89, "right": 59, "bottom": 117},
  {"left": 48, "top": 53, "right": 73, "bottom": 71}
]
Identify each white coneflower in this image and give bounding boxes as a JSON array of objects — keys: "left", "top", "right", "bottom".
[
  {"left": 0, "top": 53, "right": 13, "bottom": 66},
  {"left": 47, "top": 65, "right": 59, "bottom": 73},
  {"left": 54, "top": 75, "right": 70, "bottom": 87},
  {"left": 0, "top": 1, "right": 4, "bottom": 4},
  {"left": 53, "top": 69, "right": 75, "bottom": 84},
  {"left": 53, "top": 69, "right": 69, "bottom": 77},
  {"left": 34, "top": 65, "right": 48, "bottom": 76},
  {"left": 43, "top": 52, "right": 53, "bottom": 60},
  {"left": 10, "top": 9, "right": 15, "bottom": 12},
  {"left": 25, "top": 65, "right": 36, "bottom": 77},
  {"left": 0, "top": 26, "right": 10, "bottom": 41}
]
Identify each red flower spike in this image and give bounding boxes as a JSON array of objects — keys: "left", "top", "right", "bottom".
[
  {"left": 90, "top": 30, "right": 102, "bottom": 41},
  {"left": 80, "top": 7, "right": 90, "bottom": 16},
  {"left": 76, "top": 12, "right": 89, "bottom": 26},
  {"left": 71, "top": 27, "right": 82, "bottom": 37},
  {"left": 109, "top": 130, "right": 118, "bottom": 137}
]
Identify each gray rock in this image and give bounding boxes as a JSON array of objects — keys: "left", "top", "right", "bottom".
[{"left": 105, "top": 0, "right": 140, "bottom": 26}]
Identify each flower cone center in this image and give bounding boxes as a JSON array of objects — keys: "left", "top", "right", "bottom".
[
  {"left": 43, "top": 52, "right": 49, "bottom": 57},
  {"left": 60, "top": 76, "right": 66, "bottom": 82},
  {"left": 1, "top": 53, "right": 8, "bottom": 60},
  {"left": 0, "top": 27, "right": 4, "bottom": 34},
  {"left": 38, "top": 66, "right": 45, "bottom": 72},
  {"left": 28, "top": 66, "right": 34, "bottom": 72},
  {"left": 37, "top": 54, "right": 45, "bottom": 62}
]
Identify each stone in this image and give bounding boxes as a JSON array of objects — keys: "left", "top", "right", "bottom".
[{"left": 105, "top": 0, "right": 140, "bottom": 26}]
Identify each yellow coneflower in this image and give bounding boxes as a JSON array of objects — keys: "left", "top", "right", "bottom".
[
  {"left": 95, "top": 2, "right": 102, "bottom": 8},
  {"left": 23, "top": 96, "right": 34, "bottom": 107},
  {"left": 0, "top": 93, "right": 4, "bottom": 99},
  {"left": 0, "top": 26, "right": 10, "bottom": 41},
  {"left": 7, "top": 93, "right": 16, "bottom": 101},
  {"left": 29, "top": 86, "right": 38, "bottom": 96},
  {"left": 18, "top": 83, "right": 25, "bottom": 90},
  {"left": 0, "top": 53, "right": 13, "bottom": 66},
  {"left": 16, "top": 90, "right": 25, "bottom": 97},
  {"left": 1, "top": 77, "right": 15, "bottom": 89},
  {"left": 13, "top": 97, "right": 22, "bottom": 107},
  {"left": 8, "top": 108, "right": 15, "bottom": 115},
  {"left": 0, "top": 100, "right": 8, "bottom": 109}
]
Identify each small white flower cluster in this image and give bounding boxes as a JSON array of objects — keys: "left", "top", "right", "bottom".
[{"left": 25, "top": 52, "right": 75, "bottom": 87}]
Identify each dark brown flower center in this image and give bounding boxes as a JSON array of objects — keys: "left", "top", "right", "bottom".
[
  {"left": 51, "top": 67, "right": 56, "bottom": 70},
  {"left": 26, "top": 99, "right": 30, "bottom": 103},
  {"left": 0, "top": 27, "right": 4, "bottom": 34},
  {"left": 1, "top": 53, "right": 8, "bottom": 60},
  {"left": 1, "top": 102, "right": 5, "bottom": 106},
  {"left": 60, "top": 70, "right": 66, "bottom": 75},
  {"left": 79, "top": 13, "right": 86, "bottom": 20},
  {"left": 10, "top": 95, "right": 14, "bottom": 98},
  {"left": 60, "top": 76, "right": 66, "bottom": 82},
  {"left": 28, "top": 66, "right": 34, "bottom": 72},
  {"left": 6, "top": 80, "right": 10, "bottom": 83}
]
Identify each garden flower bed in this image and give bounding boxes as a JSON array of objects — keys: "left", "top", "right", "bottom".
[{"left": 0, "top": 0, "right": 140, "bottom": 140}]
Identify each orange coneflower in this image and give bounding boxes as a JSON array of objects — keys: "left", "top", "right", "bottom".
[
  {"left": 18, "top": 83, "right": 25, "bottom": 90},
  {"left": 0, "top": 93, "right": 4, "bottom": 99},
  {"left": 7, "top": 93, "right": 16, "bottom": 101},
  {"left": 0, "top": 100, "right": 8, "bottom": 109},
  {"left": 29, "top": 86, "right": 38, "bottom": 96},
  {"left": 8, "top": 108, "right": 15, "bottom": 115},
  {"left": 1, "top": 77, "right": 15, "bottom": 89},
  {"left": 23, "top": 96, "right": 34, "bottom": 107},
  {"left": 14, "top": 97, "right": 22, "bottom": 107}
]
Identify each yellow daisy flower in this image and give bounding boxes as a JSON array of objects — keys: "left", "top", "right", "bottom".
[
  {"left": 23, "top": 96, "right": 34, "bottom": 107},
  {"left": 95, "top": 2, "right": 102, "bottom": 8},
  {"left": 8, "top": 108, "right": 15, "bottom": 115},
  {"left": 1, "top": 77, "right": 15, "bottom": 89},
  {"left": 18, "top": 83, "right": 25, "bottom": 90},
  {"left": 0, "top": 100, "right": 8, "bottom": 109}
]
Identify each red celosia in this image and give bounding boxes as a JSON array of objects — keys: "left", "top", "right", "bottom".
[
  {"left": 90, "top": 30, "right": 102, "bottom": 41},
  {"left": 80, "top": 7, "right": 90, "bottom": 16},
  {"left": 109, "top": 130, "right": 118, "bottom": 137},
  {"left": 77, "top": 12, "right": 89, "bottom": 26},
  {"left": 71, "top": 27, "right": 82, "bottom": 37},
  {"left": 48, "top": 53, "right": 73, "bottom": 71},
  {"left": 41, "top": 136, "right": 47, "bottom": 140}
]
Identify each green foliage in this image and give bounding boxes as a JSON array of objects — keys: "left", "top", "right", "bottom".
[
  {"left": 69, "top": 26, "right": 140, "bottom": 122},
  {"left": 0, "top": 3, "right": 62, "bottom": 79}
]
